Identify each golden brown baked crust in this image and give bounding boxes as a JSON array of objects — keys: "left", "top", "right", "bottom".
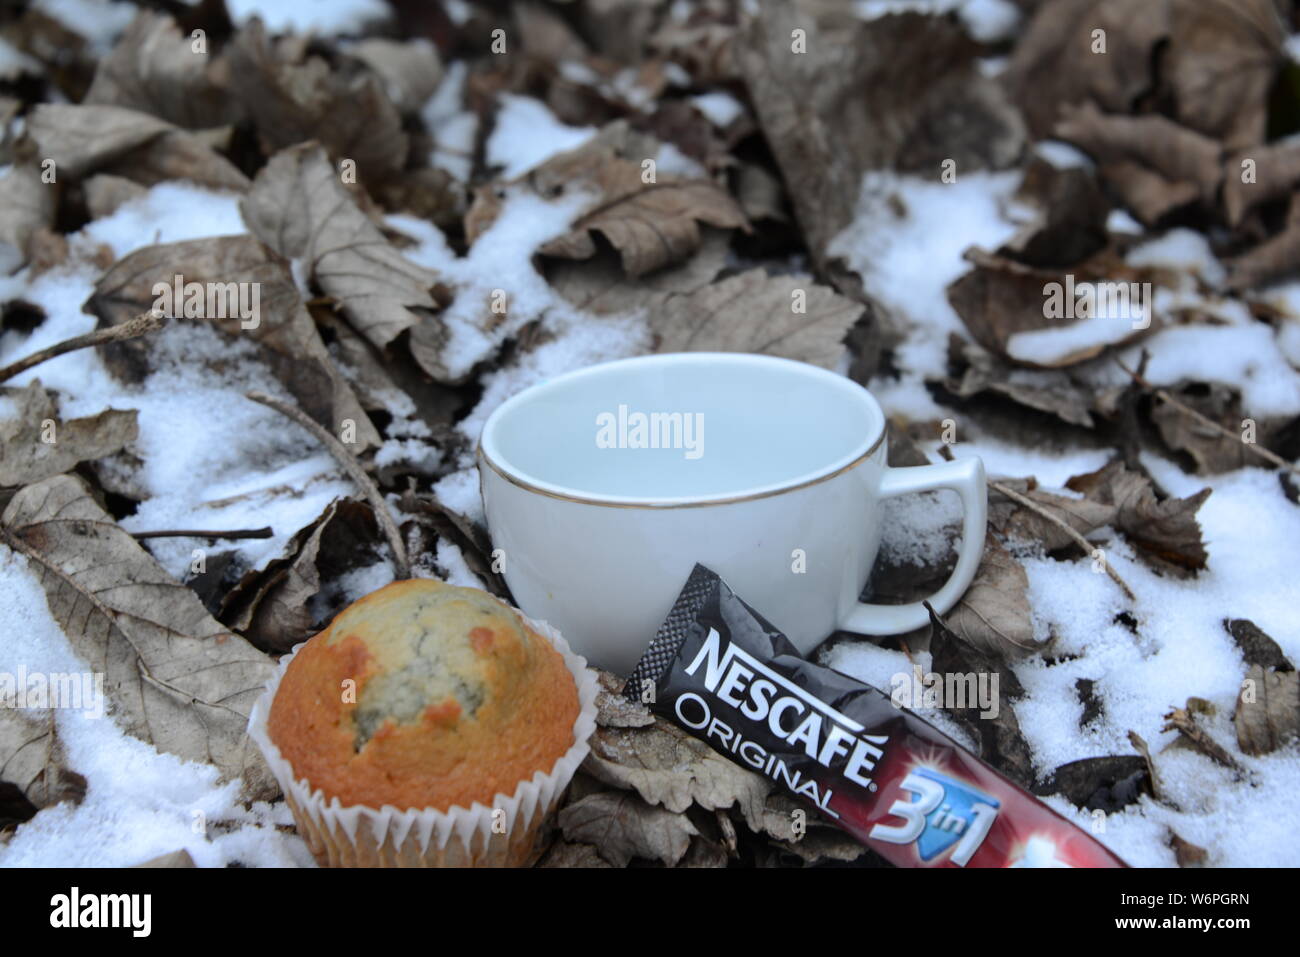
[{"left": 267, "top": 578, "right": 579, "bottom": 811}]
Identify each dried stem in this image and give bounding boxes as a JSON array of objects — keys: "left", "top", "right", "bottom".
[
  {"left": 989, "top": 478, "right": 1137, "bottom": 602},
  {"left": 131, "top": 527, "right": 273, "bottom": 541},
  {"left": 0, "top": 311, "right": 167, "bottom": 384},
  {"left": 244, "top": 390, "right": 410, "bottom": 579},
  {"left": 1116, "top": 358, "right": 1300, "bottom": 477}
]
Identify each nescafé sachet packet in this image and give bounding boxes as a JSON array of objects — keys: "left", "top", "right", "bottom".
[{"left": 624, "top": 565, "right": 1127, "bottom": 868}]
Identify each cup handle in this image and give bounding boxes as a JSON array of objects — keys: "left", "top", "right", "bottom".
[{"left": 838, "top": 455, "right": 987, "bottom": 636}]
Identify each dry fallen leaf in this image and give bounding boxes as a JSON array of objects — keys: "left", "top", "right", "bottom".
[
  {"left": 944, "top": 532, "right": 1043, "bottom": 659},
  {"left": 557, "top": 790, "right": 698, "bottom": 867},
  {"left": 1235, "top": 664, "right": 1300, "bottom": 756},
  {"left": 0, "top": 164, "right": 54, "bottom": 267},
  {"left": 650, "top": 268, "right": 864, "bottom": 369},
  {"left": 545, "top": 227, "right": 729, "bottom": 318},
  {"left": 220, "top": 497, "right": 381, "bottom": 654},
  {"left": 25, "top": 103, "right": 248, "bottom": 190},
  {"left": 0, "top": 381, "right": 138, "bottom": 487},
  {"left": 947, "top": 247, "right": 1151, "bottom": 368},
  {"left": 227, "top": 19, "right": 408, "bottom": 183},
  {"left": 945, "top": 337, "right": 1097, "bottom": 428},
  {"left": 739, "top": 0, "right": 1023, "bottom": 271},
  {"left": 485, "top": 122, "right": 748, "bottom": 278},
  {"left": 1004, "top": 0, "right": 1171, "bottom": 140},
  {"left": 0, "top": 705, "right": 86, "bottom": 811},
  {"left": 583, "top": 716, "right": 771, "bottom": 822},
  {"left": 240, "top": 144, "right": 450, "bottom": 380},
  {"left": 82, "top": 10, "right": 243, "bottom": 129},
  {"left": 1, "top": 474, "right": 279, "bottom": 801},
  {"left": 1065, "top": 459, "right": 1212, "bottom": 575},
  {"left": 927, "top": 605, "right": 1037, "bottom": 788},
  {"left": 1165, "top": 0, "right": 1287, "bottom": 151},
  {"left": 88, "top": 234, "right": 380, "bottom": 450}
]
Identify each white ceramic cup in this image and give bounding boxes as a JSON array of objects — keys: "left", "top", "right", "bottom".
[{"left": 478, "top": 353, "right": 986, "bottom": 675}]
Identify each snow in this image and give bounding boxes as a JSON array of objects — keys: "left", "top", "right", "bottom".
[
  {"left": 854, "top": 0, "right": 1021, "bottom": 43},
  {"left": 822, "top": 154, "right": 1300, "bottom": 865},
  {"left": 487, "top": 95, "right": 596, "bottom": 180},
  {"left": 432, "top": 466, "right": 486, "bottom": 525},
  {"left": 691, "top": 92, "right": 745, "bottom": 128},
  {"left": 388, "top": 191, "right": 648, "bottom": 419},
  {"left": 828, "top": 170, "right": 1021, "bottom": 420},
  {"left": 0, "top": 37, "right": 42, "bottom": 80},
  {"left": 223, "top": 0, "right": 389, "bottom": 35},
  {"left": 33, "top": 0, "right": 136, "bottom": 53},
  {"left": 423, "top": 62, "right": 478, "bottom": 183},
  {"left": 1007, "top": 295, "right": 1146, "bottom": 366},
  {"left": 0, "top": 549, "right": 310, "bottom": 867}
]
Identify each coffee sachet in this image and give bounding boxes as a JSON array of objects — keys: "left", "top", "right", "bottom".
[{"left": 625, "top": 564, "right": 1127, "bottom": 868}]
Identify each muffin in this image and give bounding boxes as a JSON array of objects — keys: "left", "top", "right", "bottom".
[{"left": 247, "top": 578, "right": 599, "bottom": 867}]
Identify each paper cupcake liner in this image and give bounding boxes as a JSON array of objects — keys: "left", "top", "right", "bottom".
[{"left": 247, "top": 610, "right": 600, "bottom": 868}]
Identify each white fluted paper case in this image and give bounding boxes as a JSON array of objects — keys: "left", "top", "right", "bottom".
[{"left": 246, "top": 612, "right": 600, "bottom": 867}]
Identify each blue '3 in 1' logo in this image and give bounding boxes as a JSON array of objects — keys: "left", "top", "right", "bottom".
[{"left": 868, "top": 767, "right": 1000, "bottom": 866}]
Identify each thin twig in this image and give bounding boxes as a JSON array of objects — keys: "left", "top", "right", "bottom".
[
  {"left": 131, "top": 527, "right": 273, "bottom": 541},
  {"left": 0, "top": 311, "right": 167, "bottom": 384},
  {"left": 990, "top": 478, "right": 1137, "bottom": 602},
  {"left": 245, "top": 390, "right": 410, "bottom": 579},
  {"left": 1116, "top": 357, "right": 1300, "bottom": 477}
]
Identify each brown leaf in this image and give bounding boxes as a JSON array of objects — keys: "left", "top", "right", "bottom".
[
  {"left": 87, "top": 234, "right": 380, "bottom": 449},
  {"left": 946, "top": 248, "right": 1151, "bottom": 368},
  {"left": 219, "top": 498, "right": 381, "bottom": 653},
  {"left": 1004, "top": 0, "right": 1171, "bottom": 140},
  {"left": 83, "top": 174, "right": 147, "bottom": 219},
  {"left": 1053, "top": 102, "right": 1222, "bottom": 221},
  {"left": 989, "top": 478, "right": 1119, "bottom": 553},
  {"left": 227, "top": 19, "right": 408, "bottom": 183},
  {"left": 0, "top": 164, "right": 54, "bottom": 268},
  {"left": 739, "top": 0, "right": 1024, "bottom": 270},
  {"left": 1235, "top": 664, "right": 1300, "bottom": 756},
  {"left": 927, "top": 605, "right": 1036, "bottom": 788},
  {"left": 1226, "top": 196, "right": 1300, "bottom": 291},
  {"left": 557, "top": 790, "right": 698, "bottom": 867},
  {"left": 582, "top": 716, "right": 771, "bottom": 822},
  {"left": 1, "top": 474, "right": 278, "bottom": 800},
  {"left": 1066, "top": 459, "right": 1211, "bottom": 575},
  {"left": 1149, "top": 383, "right": 1282, "bottom": 474},
  {"left": 239, "top": 145, "right": 449, "bottom": 378},
  {"left": 0, "top": 707, "right": 87, "bottom": 811},
  {"left": 1162, "top": 704, "right": 1244, "bottom": 773},
  {"left": 650, "top": 268, "right": 864, "bottom": 369},
  {"left": 1001, "top": 157, "right": 1111, "bottom": 269},
  {"left": 592, "top": 669, "right": 655, "bottom": 730},
  {"left": 544, "top": 227, "right": 728, "bottom": 317},
  {"left": 1224, "top": 618, "right": 1294, "bottom": 673},
  {"left": 1224, "top": 143, "right": 1300, "bottom": 227},
  {"left": 1036, "top": 755, "right": 1151, "bottom": 811},
  {"left": 25, "top": 103, "right": 248, "bottom": 190},
  {"left": 1165, "top": 0, "right": 1287, "bottom": 151},
  {"left": 0, "top": 381, "right": 138, "bottom": 487},
  {"left": 535, "top": 840, "right": 614, "bottom": 868},
  {"left": 1168, "top": 830, "right": 1209, "bottom": 867},
  {"left": 945, "top": 336, "right": 1097, "bottom": 428},
  {"left": 511, "top": 123, "right": 747, "bottom": 277},
  {"left": 83, "top": 11, "right": 243, "bottom": 129},
  {"left": 944, "top": 532, "right": 1044, "bottom": 659},
  {"left": 343, "top": 38, "right": 442, "bottom": 115}
]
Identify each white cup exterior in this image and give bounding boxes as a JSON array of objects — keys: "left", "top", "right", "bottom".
[{"left": 478, "top": 353, "right": 986, "bottom": 675}]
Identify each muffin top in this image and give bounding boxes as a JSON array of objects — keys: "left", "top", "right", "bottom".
[{"left": 267, "top": 578, "right": 580, "bottom": 811}]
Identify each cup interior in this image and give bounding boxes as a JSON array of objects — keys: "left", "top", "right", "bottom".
[{"left": 480, "top": 353, "right": 883, "bottom": 504}]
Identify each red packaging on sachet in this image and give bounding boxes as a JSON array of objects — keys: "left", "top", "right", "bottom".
[{"left": 624, "top": 564, "right": 1127, "bottom": 868}]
